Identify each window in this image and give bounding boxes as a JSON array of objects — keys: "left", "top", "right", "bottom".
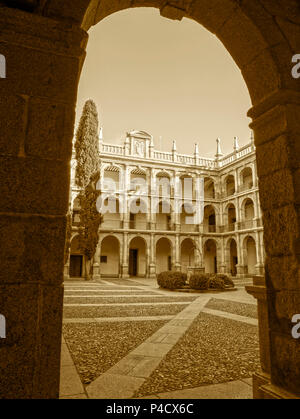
[{"left": 100, "top": 256, "right": 107, "bottom": 263}]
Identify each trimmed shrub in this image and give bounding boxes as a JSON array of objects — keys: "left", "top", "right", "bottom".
[
  {"left": 209, "top": 275, "right": 226, "bottom": 290},
  {"left": 216, "top": 274, "right": 234, "bottom": 288},
  {"left": 189, "top": 274, "right": 210, "bottom": 290},
  {"left": 157, "top": 271, "right": 187, "bottom": 290}
]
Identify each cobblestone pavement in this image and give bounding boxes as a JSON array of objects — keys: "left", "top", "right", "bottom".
[{"left": 60, "top": 278, "right": 258, "bottom": 399}]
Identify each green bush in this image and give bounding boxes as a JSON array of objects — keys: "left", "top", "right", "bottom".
[
  {"left": 157, "top": 271, "right": 187, "bottom": 290},
  {"left": 189, "top": 274, "right": 210, "bottom": 290}
]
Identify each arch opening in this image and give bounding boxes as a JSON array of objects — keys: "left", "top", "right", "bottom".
[
  {"left": 156, "top": 201, "right": 172, "bottom": 231},
  {"left": 204, "top": 177, "right": 215, "bottom": 200},
  {"left": 240, "top": 167, "right": 253, "bottom": 192},
  {"left": 156, "top": 237, "right": 172, "bottom": 274},
  {"left": 100, "top": 235, "right": 120, "bottom": 277},
  {"left": 229, "top": 239, "right": 238, "bottom": 277},
  {"left": 69, "top": 235, "right": 84, "bottom": 278},
  {"left": 204, "top": 205, "right": 216, "bottom": 233},
  {"left": 225, "top": 175, "right": 235, "bottom": 197},
  {"left": 227, "top": 204, "right": 236, "bottom": 232},
  {"left": 181, "top": 238, "right": 195, "bottom": 273},
  {"left": 244, "top": 236, "right": 257, "bottom": 275},
  {"left": 204, "top": 239, "right": 217, "bottom": 274},
  {"left": 129, "top": 236, "right": 147, "bottom": 277}
]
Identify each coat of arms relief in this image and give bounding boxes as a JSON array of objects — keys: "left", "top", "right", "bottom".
[{"left": 134, "top": 140, "right": 145, "bottom": 157}]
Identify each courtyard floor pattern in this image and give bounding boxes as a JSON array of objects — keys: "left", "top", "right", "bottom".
[{"left": 60, "top": 278, "right": 258, "bottom": 399}]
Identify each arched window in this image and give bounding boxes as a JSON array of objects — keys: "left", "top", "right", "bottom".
[
  {"left": 240, "top": 167, "right": 253, "bottom": 191},
  {"left": 225, "top": 175, "right": 235, "bottom": 197},
  {"left": 204, "top": 205, "right": 216, "bottom": 233},
  {"left": 204, "top": 177, "right": 215, "bottom": 199}
]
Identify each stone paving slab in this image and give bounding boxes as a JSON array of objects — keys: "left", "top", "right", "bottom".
[
  {"left": 131, "top": 342, "right": 174, "bottom": 358},
  {"left": 202, "top": 307, "right": 258, "bottom": 326},
  {"left": 212, "top": 291, "right": 256, "bottom": 305},
  {"left": 60, "top": 360, "right": 85, "bottom": 398},
  {"left": 101, "top": 280, "right": 145, "bottom": 289},
  {"left": 157, "top": 325, "right": 188, "bottom": 334},
  {"left": 152, "top": 379, "right": 253, "bottom": 399},
  {"left": 87, "top": 374, "right": 145, "bottom": 399},
  {"left": 64, "top": 294, "right": 182, "bottom": 298},
  {"left": 60, "top": 342, "right": 74, "bottom": 367},
  {"left": 60, "top": 393, "right": 88, "bottom": 399},
  {"left": 60, "top": 341, "right": 87, "bottom": 398},
  {"left": 108, "top": 355, "right": 146, "bottom": 376},
  {"left": 64, "top": 289, "right": 143, "bottom": 292},
  {"left": 129, "top": 357, "right": 163, "bottom": 379},
  {"left": 167, "top": 319, "right": 194, "bottom": 327},
  {"left": 64, "top": 302, "right": 190, "bottom": 307},
  {"left": 160, "top": 333, "right": 183, "bottom": 344},
  {"left": 63, "top": 315, "right": 174, "bottom": 324}
]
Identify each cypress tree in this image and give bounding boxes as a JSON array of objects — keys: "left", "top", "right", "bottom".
[
  {"left": 75, "top": 99, "right": 100, "bottom": 189},
  {"left": 74, "top": 100, "right": 102, "bottom": 280}
]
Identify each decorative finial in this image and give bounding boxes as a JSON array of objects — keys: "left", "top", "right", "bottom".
[
  {"left": 250, "top": 130, "right": 254, "bottom": 144},
  {"left": 194, "top": 143, "right": 199, "bottom": 155},
  {"left": 172, "top": 140, "right": 177, "bottom": 152},
  {"left": 234, "top": 136, "right": 239, "bottom": 151},
  {"left": 99, "top": 127, "right": 103, "bottom": 141},
  {"left": 215, "top": 137, "right": 223, "bottom": 158}
]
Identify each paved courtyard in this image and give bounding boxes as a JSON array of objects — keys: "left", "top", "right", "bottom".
[{"left": 60, "top": 277, "right": 259, "bottom": 399}]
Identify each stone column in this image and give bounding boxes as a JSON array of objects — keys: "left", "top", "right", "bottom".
[
  {"left": 248, "top": 97, "right": 300, "bottom": 398},
  {"left": 64, "top": 256, "right": 70, "bottom": 281},
  {"left": 254, "top": 190, "right": 261, "bottom": 227},
  {"left": 92, "top": 241, "right": 101, "bottom": 280},
  {"left": 255, "top": 231, "right": 264, "bottom": 276},
  {"left": 122, "top": 166, "right": 130, "bottom": 230},
  {"left": 149, "top": 233, "right": 156, "bottom": 278},
  {"left": 174, "top": 196, "right": 181, "bottom": 232},
  {"left": 150, "top": 169, "right": 157, "bottom": 230},
  {"left": 174, "top": 234, "right": 181, "bottom": 271},
  {"left": 0, "top": 8, "right": 87, "bottom": 398},
  {"left": 235, "top": 196, "right": 240, "bottom": 231},
  {"left": 236, "top": 234, "right": 246, "bottom": 277},
  {"left": 252, "top": 161, "right": 258, "bottom": 188},
  {"left": 220, "top": 237, "right": 227, "bottom": 274},
  {"left": 246, "top": 276, "right": 272, "bottom": 399},
  {"left": 121, "top": 232, "right": 129, "bottom": 278},
  {"left": 235, "top": 167, "right": 239, "bottom": 194}
]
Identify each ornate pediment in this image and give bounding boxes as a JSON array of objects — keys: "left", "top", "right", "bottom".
[{"left": 128, "top": 130, "right": 152, "bottom": 140}]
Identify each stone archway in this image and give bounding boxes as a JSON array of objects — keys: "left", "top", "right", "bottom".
[
  {"left": 244, "top": 236, "right": 257, "bottom": 276},
  {"left": 180, "top": 238, "right": 195, "bottom": 273},
  {"left": 100, "top": 235, "right": 120, "bottom": 277},
  {"left": 129, "top": 236, "right": 147, "bottom": 277},
  {"left": 69, "top": 235, "right": 84, "bottom": 278},
  {"left": 156, "top": 200, "right": 172, "bottom": 231},
  {"left": 1, "top": 0, "right": 299, "bottom": 399},
  {"left": 228, "top": 238, "right": 238, "bottom": 277},
  {"left": 156, "top": 237, "right": 172, "bottom": 274},
  {"left": 204, "top": 239, "right": 217, "bottom": 274}
]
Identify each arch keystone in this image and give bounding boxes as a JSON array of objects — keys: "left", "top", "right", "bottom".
[{"left": 160, "top": 4, "right": 186, "bottom": 21}]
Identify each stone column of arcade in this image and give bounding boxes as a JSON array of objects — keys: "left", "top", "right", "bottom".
[{"left": 0, "top": 7, "right": 87, "bottom": 398}]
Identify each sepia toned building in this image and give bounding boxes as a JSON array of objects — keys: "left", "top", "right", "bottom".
[{"left": 67, "top": 130, "right": 264, "bottom": 280}]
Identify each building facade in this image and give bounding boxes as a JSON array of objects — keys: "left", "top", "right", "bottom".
[{"left": 66, "top": 130, "right": 264, "bottom": 280}]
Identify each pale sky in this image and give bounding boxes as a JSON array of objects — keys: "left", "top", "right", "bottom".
[{"left": 76, "top": 8, "right": 252, "bottom": 158}]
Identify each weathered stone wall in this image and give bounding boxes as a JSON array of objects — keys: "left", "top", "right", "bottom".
[
  {"left": 0, "top": 6, "right": 87, "bottom": 398},
  {"left": 0, "top": 0, "right": 299, "bottom": 398}
]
